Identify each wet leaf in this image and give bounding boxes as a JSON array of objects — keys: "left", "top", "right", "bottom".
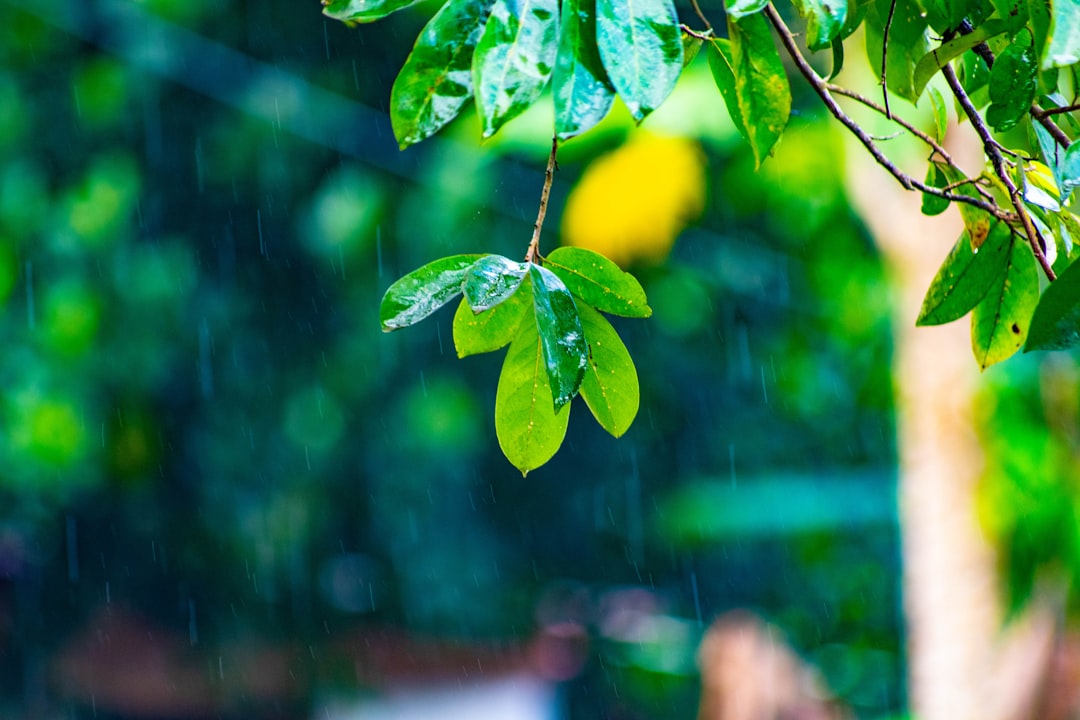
[
  {"left": 545, "top": 247, "right": 651, "bottom": 317},
  {"left": 380, "top": 254, "right": 485, "bottom": 331},
  {"left": 473, "top": 0, "right": 559, "bottom": 137},
  {"left": 322, "top": 0, "right": 423, "bottom": 22},
  {"left": 717, "top": 13, "right": 791, "bottom": 168},
  {"left": 530, "top": 264, "right": 589, "bottom": 410},
  {"left": 495, "top": 308, "right": 571, "bottom": 474},
  {"left": 1026, "top": 252, "right": 1080, "bottom": 350},
  {"left": 986, "top": 29, "right": 1038, "bottom": 131},
  {"left": 1045, "top": 0, "right": 1080, "bottom": 68},
  {"left": 921, "top": 163, "right": 951, "bottom": 216},
  {"left": 596, "top": 0, "right": 683, "bottom": 120},
  {"left": 707, "top": 39, "right": 749, "bottom": 141},
  {"left": 578, "top": 304, "right": 639, "bottom": 437},
  {"left": 911, "top": 20, "right": 1007, "bottom": 99},
  {"left": 463, "top": 254, "right": 528, "bottom": 312},
  {"left": 790, "top": 0, "right": 848, "bottom": 50},
  {"left": 390, "top": 0, "right": 494, "bottom": 148},
  {"left": 972, "top": 235, "right": 1040, "bottom": 369},
  {"left": 865, "top": 0, "right": 930, "bottom": 102},
  {"left": 928, "top": 85, "right": 948, "bottom": 142},
  {"left": 918, "top": 222, "right": 1012, "bottom": 326},
  {"left": 453, "top": 285, "right": 531, "bottom": 357},
  {"left": 554, "top": 0, "right": 616, "bottom": 140}
]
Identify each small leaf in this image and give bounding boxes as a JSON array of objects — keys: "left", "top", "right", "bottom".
[
  {"left": 473, "top": 0, "right": 560, "bottom": 137},
  {"left": 545, "top": 247, "right": 652, "bottom": 317},
  {"left": 390, "top": 0, "right": 494, "bottom": 148},
  {"left": 1060, "top": 142, "right": 1080, "bottom": 202},
  {"left": 1020, "top": 162, "right": 1061, "bottom": 210},
  {"left": 1033, "top": 118, "right": 1070, "bottom": 198},
  {"left": 495, "top": 308, "right": 571, "bottom": 474},
  {"left": 578, "top": 304, "right": 639, "bottom": 437},
  {"left": 1026, "top": 252, "right": 1080, "bottom": 350},
  {"left": 322, "top": 0, "right": 423, "bottom": 22},
  {"left": 928, "top": 85, "right": 948, "bottom": 142},
  {"left": 722, "top": 13, "right": 791, "bottom": 168},
  {"left": 554, "top": 0, "right": 616, "bottom": 139},
  {"left": 921, "top": 163, "right": 951, "bottom": 216},
  {"left": 829, "top": 35, "right": 845, "bottom": 80},
  {"left": 723, "top": 0, "right": 768, "bottom": 18},
  {"left": 1045, "top": 0, "right": 1080, "bottom": 68},
  {"left": 463, "top": 254, "right": 528, "bottom": 311},
  {"left": 790, "top": 0, "right": 848, "bottom": 50},
  {"left": 1031, "top": 0, "right": 1052, "bottom": 59},
  {"left": 939, "top": 165, "right": 993, "bottom": 247},
  {"left": 682, "top": 33, "right": 705, "bottom": 67},
  {"left": 971, "top": 235, "right": 1040, "bottom": 369},
  {"left": 530, "top": 264, "right": 589, "bottom": 410},
  {"left": 453, "top": 286, "right": 531, "bottom": 357},
  {"left": 986, "top": 29, "right": 1038, "bottom": 131},
  {"left": 911, "top": 20, "right": 1007, "bottom": 100},
  {"left": 865, "top": 0, "right": 930, "bottom": 102},
  {"left": 380, "top": 254, "right": 485, "bottom": 331},
  {"left": 707, "top": 39, "right": 750, "bottom": 141},
  {"left": 917, "top": 222, "right": 1012, "bottom": 326},
  {"left": 596, "top": 0, "right": 683, "bottom": 120}
]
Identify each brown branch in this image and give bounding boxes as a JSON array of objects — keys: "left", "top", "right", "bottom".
[
  {"left": 764, "top": 5, "right": 1012, "bottom": 221},
  {"left": 827, "top": 84, "right": 955, "bottom": 164},
  {"left": 941, "top": 63, "right": 1057, "bottom": 280},
  {"left": 689, "top": 0, "right": 713, "bottom": 32},
  {"left": 680, "top": 23, "right": 714, "bottom": 41},
  {"left": 881, "top": 0, "right": 897, "bottom": 119},
  {"left": 1032, "top": 103, "right": 1080, "bottom": 118},
  {"left": 526, "top": 137, "right": 558, "bottom": 264}
]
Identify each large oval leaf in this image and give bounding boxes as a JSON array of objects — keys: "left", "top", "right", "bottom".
[
  {"left": 322, "top": 0, "right": 424, "bottom": 22},
  {"left": 380, "top": 254, "right": 485, "bottom": 331},
  {"left": 390, "top": 0, "right": 494, "bottom": 149},
  {"left": 453, "top": 286, "right": 531, "bottom": 357},
  {"left": 1046, "top": 0, "right": 1080, "bottom": 68},
  {"left": 463, "top": 254, "right": 528, "bottom": 312},
  {"left": 472, "top": 0, "right": 559, "bottom": 138},
  {"left": 554, "top": 0, "right": 616, "bottom": 139},
  {"left": 545, "top": 247, "right": 651, "bottom": 317},
  {"left": 911, "top": 19, "right": 1007, "bottom": 100},
  {"left": 578, "top": 303, "right": 639, "bottom": 437},
  {"left": 495, "top": 309, "right": 571, "bottom": 475},
  {"left": 1026, "top": 253, "right": 1080, "bottom": 350},
  {"left": 986, "top": 29, "right": 1038, "bottom": 132},
  {"left": 971, "top": 237, "right": 1040, "bottom": 369},
  {"left": 595, "top": 0, "right": 683, "bottom": 121},
  {"left": 530, "top": 264, "right": 588, "bottom": 410},
  {"left": 917, "top": 223, "right": 1012, "bottom": 326},
  {"left": 722, "top": 13, "right": 791, "bottom": 168}
]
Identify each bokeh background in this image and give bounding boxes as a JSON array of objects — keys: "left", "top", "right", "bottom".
[{"left": 1, "top": 0, "right": 1076, "bottom": 718}]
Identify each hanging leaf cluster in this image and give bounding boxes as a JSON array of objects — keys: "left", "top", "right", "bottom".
[{"left": 380, "top": 248, "right": 649, "bottom": 473}]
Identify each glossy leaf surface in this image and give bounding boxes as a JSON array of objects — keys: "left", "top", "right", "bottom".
[
  {"left": 911, "top": 20, "right": 1006, "bottom": 99},
  {"left": 463, "top": 254, "right": 528, "bottom": 312},
  {"left": 529, "top": 264, "right": 589, "bottom": 410},
  {"left": 707, "top": 39, "right": 750, "bottom": 141},
  {"left": 1046, "top": 0, "right": 1080, "bottom": 67},
  {"left": 322, "top": 0, "right": 423, "bottom": 22},
  {"left": 865, "top": 0, "right": 930, "bottom": 102},
  {"left": 545, "top": 247, "right": 651, "bottom": 317},
  {"left": 495, "top": 309, "right": 571, "bottom": 474},
  {"left": 921, "top": 163, "right": 951, "bottom": 216},
  {"left": 473, "top": 0, "right": 559, "bottom": 137},
  {"left": 928, "top": 85, "right": 948, "bottom": 142},
  {"left": 380, "top": 254, "right": 484, "bottom": 331},
  {"left": 554, "top": 0, "right": 615, "bottom": 139},
  {"left": 917, "top": 223, "right": 1012, "bottom": 326},
  {"left": 971, "top": 236, "right": 1040, "bottom": 369},
  {"left": 390, "top": 0, "right": 493, "bottom": 148},
  {"left": 1026, "top": 252, "right": 1080, "bottom": 350},
  {"left": 453, "top": 287, "right": 531, "bottom": 357},
  {"left": 791, "top": 0, "right": 848, "bottom": 50},
  {"left": 595, "top": 0, "right": 683, "bottom": 120},
  {"left": 986, "top": 29, "right": 1038, "bottom": 131},
  {"left": 578, "top": 304, "right": 639, "bottom": 437}
]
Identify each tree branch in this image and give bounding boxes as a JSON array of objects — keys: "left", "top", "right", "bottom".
[
  {"left": 1032, "top": 103, "right": 1080, "bottom": 118},
  {"left": 526, "top": 137, "right": 558, "bottom": 264},
  {"left": 764, "top": 5, "right": 1012, "bottom": 221},
  {"left": 881, "top": 0, "right": 897, "bottom": 119},
  {"left": 941, "top": 63, "right": 1057, "bottom": 280}
]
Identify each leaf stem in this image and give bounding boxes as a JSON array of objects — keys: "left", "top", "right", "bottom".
[
  {"left": 764, "top": 5, "right": 1012, "bottom": 221},
  {"left": 941, "top": 63, "right": 1057, "bottom": 281},
  {"left": 526, "top": 137, "right": 558, "bottom": 265}
]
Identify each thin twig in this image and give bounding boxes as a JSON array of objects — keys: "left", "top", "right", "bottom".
[
  {"left": 689, "top": 0, "right": 713, "bottom": 32},
  {"left": 1032, "top": 103, "right": 1080, "bottom": 118},
  {"left": 764, "top": 5, "right": 1012, "bottom": 221},
  {"left": 827, "top": 83, "right": 956, "bottom": 164},
  {"left": 942, "top": 63, "right": 1057, "bottom": 280},
  {"left": 526, "top": 137, "right": 558, "bottom": 264},
  {"left": 679, "top": 23, "right": 714, "bottom": 41},
  {"left": 881, "top": 0, "right": 897, "bottom": 119}
]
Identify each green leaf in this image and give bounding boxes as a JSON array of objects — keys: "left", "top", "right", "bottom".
[
  {"left": 595, "top": 0, "right": 683, "bottom": 120},
  {"left": 1061, "top": 142, "right": 1080, "bottom": 202},
  {"left": 495, "top": 308, "right": 571, "bottom": 474},
  {"left": 723, "top": 13, "right": 791, "bottom": 168},
  {"left": 790, "top": 0, "right": 848, "bottom": 50},
  {"left": 1033, "top": 118, "right": 1070, "bottom": 198},
  {"left": 920, "top": 0, "right": 990, "bottom": 32},
  {"left": 911, "top": 20, "right": 1007, "bottom": 100},
  {"left": 390, "top": 0, "right": 494, "bottom": 148},
  {"left": 939, "top": 164, "right": 993, "bottom": 247},
  {"left": 380, "top": 254, "right": 485, "bottom": 331},
  {"left": 1031, "top": 0, "right": 1052, "bottom": 58},
  {"left": 917, "top": 222, "right": 1012, "bottom": 325},
  {"left": 452, "top": 286, "right": 531, "bottom": 357},
  {"left": 972, "top": 235, "right": 1040, "bottom": 369},
  {"left": 322, "top": 0, "right": 423, "bottom": 22},
  {"left": 473, "top": 0, "right": 559, "bottom": 138},
  {"left": 682, "top": 32, "right": 705, "bottom": 67},
  {"left": 986, "top": 29, "right": 1038, "bottom": 132},
  {"left": 554, "top": 0, "right": 616, "bottom": 140},
  {"left": 529, "top": 264, "right": 589, "bottom": 410},
  {"left": 1026, "top": 251, "right": 1080, "bottom": 350},
  {"left": 988, "top": 0, "right": 1029, "bottom": 33},
  {"left": 829, "top": 35, "right": 845, "bottom": 79},
  {"left": 723, "top": 0, "right": 768, "bottom": 18},
  {"left": 921, "top": 163, "right": 951, "bottom": 216},
  {"left": 578, "top": 304, "right": 639, "bottom": 437},
  {"left": 545, "top": 247, "right": 652, "bottom": 317},
  {"left": 707, "top": 39, "right": 750, "bottom": 141},
  {"left": 1045, "top": 0, "right": 1080, "bottom": 68},
  {"left": 928, "top": 85, "right": 948, "bottom": 142},
  {"left": 865, "top": 0, "right": 930, "bottom": 102},
  {"left": 463, "top": 254, "right": 528, "bottom": 311}
]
